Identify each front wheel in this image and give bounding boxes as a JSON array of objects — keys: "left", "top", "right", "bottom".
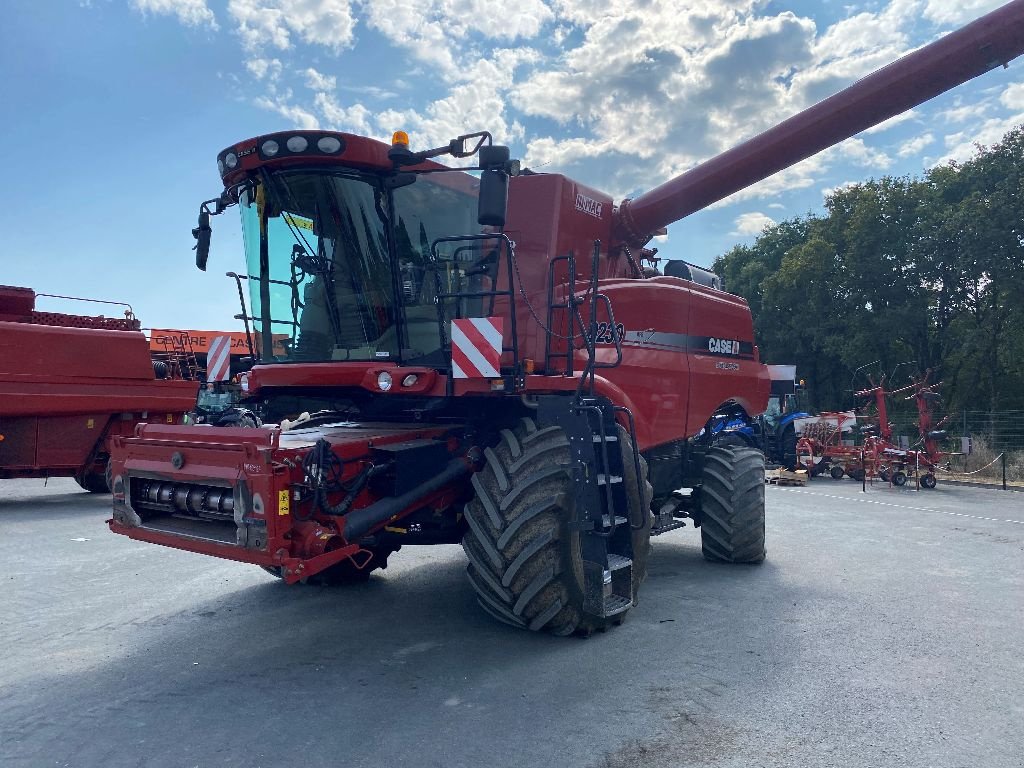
[
  {"left": 921, "top": 473, "right": 937, "bottom": 489},
  {"left": 830, "top": 465, "right": 845, "bottom": 480},
  {"left": 75, "top": 458, "right": 110, "bottom": 493},
  {"left": 892, "top": 471, "right": 908, "bottom": 487},
  {"left": 461, "top": 417, "right": 653, "bottom": 636},
  {"left": 700, "top": 446, "right": 766, "bottom": 563}
]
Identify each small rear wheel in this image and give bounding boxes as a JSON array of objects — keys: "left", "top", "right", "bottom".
[
  {"left": 829, "top": 465, "right": 845, "bottom": 480},
  {"left": 878, "top": 468, "right": 890, "bottom": 482},
  {"left": 849, "top": 467, "right": 866, "bottom": 482},
  {"left": 700, "top": 446, "right": 766, "bottom": 563},
  {"left": 921, "top": 473, "right": 937, "bottom": 489},
  {"left": 892, "top": 471, "right": 908, "bottom": 487}
]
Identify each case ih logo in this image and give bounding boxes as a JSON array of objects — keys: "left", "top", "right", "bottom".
[
  {"left": 708, "top": 338, "right": 741, "bottom": 355},
  {"left": 575, "top": 193, "right": 603, "bottom": 219}
]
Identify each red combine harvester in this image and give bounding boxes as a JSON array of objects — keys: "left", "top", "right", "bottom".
[
  {"left": 109, "top": 3, "right": 1024, "bottom": 634},
  {"left": 798, "top": 372, "right": 949, "bottom": 487},
  {"left": 0, "top": 287, "right": 199, "bottom": 491}
]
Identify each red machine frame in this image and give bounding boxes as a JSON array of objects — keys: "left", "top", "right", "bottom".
[
  {"left": 0, "top": 286, "right": 198, "bottom": 491},
  {"left": 796, "top": 372, "right": 949, "bottom": 487}
]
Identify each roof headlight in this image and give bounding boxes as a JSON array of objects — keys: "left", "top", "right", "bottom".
[
  {"left": 317, "top": 136, "right": 342, "bottom": 153},
  {"left": 286, "top": 135, "right": 309, "bottom": 152},
  {"left": 224, "top": 152, "right": 238, "bottom": 169},
  {"left": 377, "top": 371, "right": 393, "bottom": 392},
  {"left": 261, "top": 139, "right": 280, "bottom": 157},
  {"left": 217, "top": 158, "right": 225, "bottom": 176},
  {"left": 239, "top": 373, "right": 250, "bottom": 393}
]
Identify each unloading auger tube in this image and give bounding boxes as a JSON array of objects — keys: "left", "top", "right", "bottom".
[{"left": 614, "top": 0, "right": 1024, "bottom": 245}]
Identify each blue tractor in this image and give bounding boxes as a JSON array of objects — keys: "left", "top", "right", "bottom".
[{"left": 710, "top": 365, "right": 810, "bottom": 469}]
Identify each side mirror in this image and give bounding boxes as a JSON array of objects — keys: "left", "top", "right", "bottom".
[
  {"left": 478, "top": 144, "right": 512, "bottom": 228},
  {"left": 478, "top": 169, "right": 509, "bottom": 227},
  {"left": 193, "top": 209, "right": 212, "bottom": 271}
]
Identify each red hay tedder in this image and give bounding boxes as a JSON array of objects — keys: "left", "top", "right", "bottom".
[
  {"left": 108, "top": 2, "right": 1024, "bottom": 635},
  {"left": 796, "top": 372, "right": 949, "bottom": 488},
  {"left": 0, "top": 287, "right": 199, "bottom": 491}
]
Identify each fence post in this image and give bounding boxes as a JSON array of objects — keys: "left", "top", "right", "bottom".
[{"left": 1003, "top": 452, "right": 1007, "bottom": 491}]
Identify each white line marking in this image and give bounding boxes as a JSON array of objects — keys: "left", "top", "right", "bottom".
[{"left": 772, "top": 487, "right": 1024, "bottom": 525}]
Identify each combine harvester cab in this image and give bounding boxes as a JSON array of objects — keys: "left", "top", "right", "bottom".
[
  {"left": 110, "top": 1, "right": 1024, "bottom": 634},
  {"left": 0, "top": 286, "right": 198, "bottom": 491}
]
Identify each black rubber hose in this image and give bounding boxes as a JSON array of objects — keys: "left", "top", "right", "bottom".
[{"left": 343, "top": 459, "right": 471, "bottom": 542}]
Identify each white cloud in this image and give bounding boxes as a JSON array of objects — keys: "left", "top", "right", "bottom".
[
  {"left": 862, "top": 110, "right": 918, "bottom": 135},
  {"left": 253, "top": 94, "right": 320, "bottom": 128},
  {"left": 304, "top": 67, "right": 337, "bottom": 91},
  {"left": 836, "top": 137, "right": 892, "bottom": 169},
  {"left": 375, "top": 48, "right": 540, "bottom": 150},
  {"left": 228, "top": 0, "right": 356, "bottom": 52},
  {"left": 131, "top": 0, "right": 217, "bottom": 29},
  {"left": 732, "top": 212, "right": 776, "bottom": 236},
  {"left": 1001, "top": 83, "right": 1024, "bottom": 111},
  {"left": 940, "top": 113, "right": 1024, "bottom": 163},
  {"left": 512, "top": 2, "right": 824, "bottom": 199},
  {"left": 246, "top": 57, "right": 281, "bottom": 80},
  {"left": 314, "top": 93, "right": 373, "bottom": 134},
  {"left": 363, "top": 0, "right": 553, "bottom": 76},
  {"left": 942, "top": 102, "right": 991, "bottom": 123},
  {"left": 821, "top": 180, "right": 859, "bottom": 200},
  {"left": 922, "top": 0, "right": 1005, "bottom": 25},
  {"left": 897, "top": 132, "right": 935, "bottom": 157}
]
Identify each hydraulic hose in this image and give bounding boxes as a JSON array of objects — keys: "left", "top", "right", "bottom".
[{"left": 342, "top": 458, "right": 472, "bottom": 542}]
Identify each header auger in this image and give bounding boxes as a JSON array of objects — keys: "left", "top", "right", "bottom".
[{"left": 110, "top": 2, "right": 1024, "bottom": 635}]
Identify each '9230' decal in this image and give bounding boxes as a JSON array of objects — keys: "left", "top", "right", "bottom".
[{"left": 594, "top": 322, "right": 625, "bottom": 344}]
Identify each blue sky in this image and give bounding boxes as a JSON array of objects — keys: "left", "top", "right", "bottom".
[{"left": 1, "top": 0, "right": 1022, "bottom": 332}]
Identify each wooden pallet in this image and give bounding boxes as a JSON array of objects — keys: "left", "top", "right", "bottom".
[{"left": 765, "top": 468, "right": 808, "bottom": 487}]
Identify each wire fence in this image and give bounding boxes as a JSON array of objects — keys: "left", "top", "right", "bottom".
[{"left": 864, "top": 410, "right": 1024, "bottom": 485}]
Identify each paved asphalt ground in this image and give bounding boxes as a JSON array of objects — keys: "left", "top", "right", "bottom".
[{"left": 2, "top": 478, "right": 1022, "bottom": 768}]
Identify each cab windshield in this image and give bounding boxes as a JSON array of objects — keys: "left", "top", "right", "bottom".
[{"left": 240, "top": 169, "right": 486, "bottom": 366}]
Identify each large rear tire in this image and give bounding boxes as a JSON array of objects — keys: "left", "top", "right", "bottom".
[
  {"left": 700, "top": 446, "right": 766, "bottom": 563},
  {"left": 462, "top": 417, "right": 653, "bottom": 635}
]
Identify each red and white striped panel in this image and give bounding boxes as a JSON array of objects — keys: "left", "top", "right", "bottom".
[
  {"left": 451, "top": 317, "right": 503, "bottom": 379},
  {"left": 206, "top": 335, "right": 233, "bottom": 382}
]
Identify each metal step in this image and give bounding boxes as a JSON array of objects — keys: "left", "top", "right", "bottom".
[
  {"left": 597, "top": 474, "right": 622, "bottom": 485},
  {"left": 606, "top": 553, "right": 632, "bottom": 572},
  {"left": 593, "top": 434, "right": 619, "bottom": 442},
  {"left": 650, "top": 520, "right": 688, "bottom": 536},
  {"left": 603, "top": 594, "right": 632, "bottom": 617},
  {"left": 601, "top": 515, "right": 629, "bottom": 528}
]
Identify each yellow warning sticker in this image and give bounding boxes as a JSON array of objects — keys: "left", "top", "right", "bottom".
[
  {"left": 283, "top": 212, "right": 315, "bottom": 232},
  {"left": 86, "top": 418, "right": 95, "bottom": 429},
  {"left": 278, "top": 489, "right": 291, "bottom": 516}
]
